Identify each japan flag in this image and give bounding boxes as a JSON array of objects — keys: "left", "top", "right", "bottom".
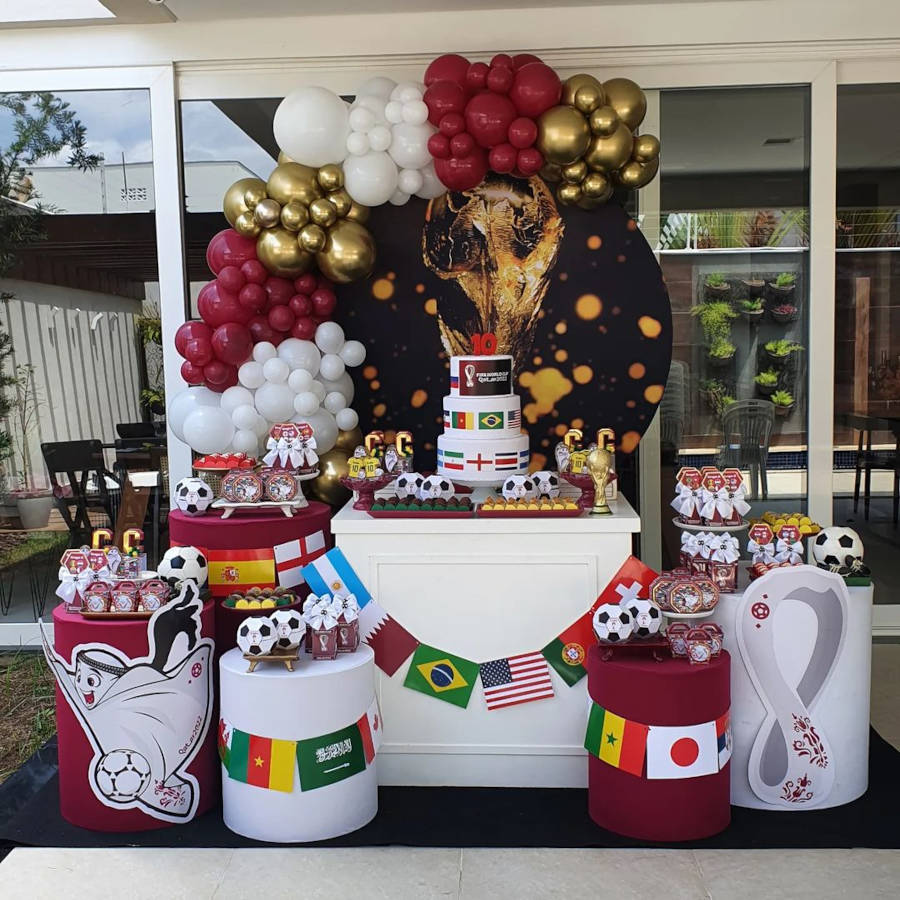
[{"left": 646, "top": 721, "right": 719, "bottom": 780}]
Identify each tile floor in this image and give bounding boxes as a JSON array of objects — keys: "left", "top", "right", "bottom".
[{"left": 1, "top": 643, "right": 898, "bottom": 898}]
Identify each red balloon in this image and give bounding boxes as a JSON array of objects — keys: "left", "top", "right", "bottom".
[
  {"left": 508, "top": 116, "right": 538, "bottom": 148},
  {"left": 241, "top": 259, "right": 268, "bottom": 285},
  {"left": 434, "top": 149, "right": 489, "bottom": 192},
  {"left": 291, "top": 316, "right": 317, "bottom": 340},
  {"left": 311, "top": 287, "right": 337, "bottom": 317},
  {"left": 491, "top": 53, "right": 514, "bottom": 70},
  {"left": 509, "top": 62, "right": 562, "bottom": 118},
  {"left": 265, "top": 277, "right": 295, "bottom": 307},
  {"left": 486, "top": 66, "right": 514, "bottom": 95},
  {"left": 465, "top": 62, "right": 489, "bottom": 92},
  {"left": 217, "top": 265, "right": 246, "bottom": 294},
  {"left": 428, "top": 132, "right": 451, "bottom": 160},
  {"left": 424, "top": 81, "right": 467, "bottom": 126},
  {"left": 248, "top": 315, "right": 277, "bottom": 344},
  {"left": 238, "top": 282, "right": 267, "bottom": 312},
  {"left": 203, "top": 359, "right": 234, "bottom": 387},
  {"left": 439, "top": 112, "right": 466, "bottom": 137},
  {"left": 180, "top": 360, "right": 205, "bottom": 385},
  {"left": 289, "top": 294, "right": 313, "bottom": 317},
  {"left": 516, "top": 147, "right": 544, "bottom": 175},
  {"left": 197, "top": 281, "right": 253, "bottom": 327},
  {"left": 424, "top": 53, "right": 470, "bottom": 88},
  {"left": 174, "top": 320, "right": 212, "bottom": 356},
  {"left": 183, "top": 337, "right": 213, "bottom": 366},
  {"left": 211, "top": 322, "right": 253, "bottom": 366},
  {"left": 294, "top": 273, "right": 318, "bottom": 295},
  {"left": 268, "top": 305, "right": 295, "bottom": 333},
  {"left": 450, "top": 132, "right": 475, "bottom": 159},
  {"left": 206, "top": 228, "right": 257, "bottom": 275},
  {"left": 465, "top": 92, "right": 517, "bottom": 149},
  {"left": 512, "top": 53, "right": 542, "bottom": 70},
  {"left": 489, "top": 143, "right": 518, "bottom": 174}
]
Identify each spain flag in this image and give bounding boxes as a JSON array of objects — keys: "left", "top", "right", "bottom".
[{"left": 206, "top": 548, "right": 276, "bottom": 596}]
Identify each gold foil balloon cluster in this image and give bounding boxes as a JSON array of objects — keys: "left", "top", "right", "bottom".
[
  {"left": 536, "top": 75, "right": 660, "bottom": 208},
  {"left": 223, "top": 161, "right": 376, "bottom": 284}
]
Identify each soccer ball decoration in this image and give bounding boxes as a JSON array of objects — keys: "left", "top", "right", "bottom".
[
  {"left": 502, "top": 475, "right": 536, "bottom": 501},
  {"left": 173, "top": 476, "right": 214, "bottom": 516},
  {"left": 158, "top": 545, "right": 208, "bottom": 588},
  {"left": 94, "top": 749, "right": 151, "bottom": 802},
  {"left": 395, "top": 471, "right": 424, "bottom": 499},
  {"left": 531, "top": 470, "right": 560, "bottom": 499},
  {"left": 418, "top": 475, "right": 455, "bottom": 501},
  {"left": 592, "top": 603, "right": 634, "bottom": 643},
  {"left": 237, "top": 616, "right": 277, "bottom": 656},
  {"left": 626, "top": 597, "right": 662, "bottom": 639},
  {"left": 270, "top": 608, "right": 306, "bottom": 651},
  {"left": 812, "top": 526, "right": 864, "bottom": 571}
]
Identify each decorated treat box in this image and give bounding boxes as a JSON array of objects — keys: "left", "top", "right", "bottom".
[
  {"left": 685, "top": 626, "right": 714, "bottom": 665},
  {"left": 699, "top": 470, "right": 727, "bottom": 526},
  {"left": 650, "top": 571, "right": 719, "bottom": 614},
  {"left": 666, "top": 622, "right": 689, "bottom": 657},
  {"left": 702, "top": 622, "right": 724, "bottom": 656},
  {"left": 720, "top": 468, "right": 750, "bottom": 526},
  {"left": 335, "top": 595, "right": 361, "bottom": 653},
  {"left": 262, "top": 468, "right": 300, "bottom": 502},
  {"left": 671, "top": 466, "right": 703, "bottom": 524},
  {"left": 263, "top": 422, "right": 318, "bottom": 473},
  {"left": 221, "top": 469, "right": 265, "bottom": 503},
  {"left": 302, "top": 594, "right": 342, "bottom": 659}
]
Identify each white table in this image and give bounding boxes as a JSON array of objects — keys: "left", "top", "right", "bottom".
[{"left": 331, "top": 489, "right": 640, "bottom": 788}]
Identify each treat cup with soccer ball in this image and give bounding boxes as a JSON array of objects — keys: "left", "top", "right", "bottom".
[
  {"left": 592, "top": 602, "right": 634, "bottom": 644},
  {"left": 302, "top": 594, "right": 341, "bottom": 659},
  {"left": 685, "top": 627, "right": 714, "bottom": 665},
  {"left": 666, "top": 622, "right": 689, "bottom": 658},
  {"left": 335, "top": 594, "right": 361, "bottom": 653}
]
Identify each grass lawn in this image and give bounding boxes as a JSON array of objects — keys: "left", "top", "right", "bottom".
[{"left": 0, "top": 652, "right": 55, "bottom": 783}]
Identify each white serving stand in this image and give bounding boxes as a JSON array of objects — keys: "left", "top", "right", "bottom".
[
  {"left": 331, "top": 487, "right": 640, "bottom": 788},
  {"left": 210, "top": 471, "right": 318, "bottom": 519}
]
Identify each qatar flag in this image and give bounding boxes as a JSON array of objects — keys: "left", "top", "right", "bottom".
[{"left": 646, "top": 721, "right": 719, "bottom": 779}]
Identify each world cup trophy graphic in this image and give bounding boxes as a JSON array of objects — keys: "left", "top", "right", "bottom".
[
  {"left": 422, "top": 174, "right": 564, "bottom": 371},
  {"left": 464, "top": 363, "right": 476, "bottom": 387}
]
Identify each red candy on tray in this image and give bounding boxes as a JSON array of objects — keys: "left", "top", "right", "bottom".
[{"left": 193, "top": 452, "right": 256, "bottom": 470}]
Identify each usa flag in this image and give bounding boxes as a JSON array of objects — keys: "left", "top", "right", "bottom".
[{"left": 479, "top": 652, "right": 555, "bottom": 711}]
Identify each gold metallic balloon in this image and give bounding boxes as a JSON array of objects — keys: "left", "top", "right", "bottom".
[
  {"left": 539, "top": 162, "right": 563, "bottom": 182},
  {"left": 280, "top": 199, "right": 309, "bottom": 232},
  {"left": 253, "top": 198, "right": 282, "bottom": 229},
  {"left": 257, "top": 226, "right": 314, "bottom": 278},
  {"left": 299, "top": 222, "right": 328, "bottom": 253},
  {"left": 562, "top": 73, "right": 604, "bottom": 108},
  {"left": 562, "top": 160, "right": 588, "bottom": 184},
  {"left": 316, "top": 219, "right": 376, "bottom": 284},
  {"left": 633, "top": 133, "right": 661, "bottom": 163},
  {"left": 602, "top": 77, "right": 647, "bottom": 131},
  {"left": 618, "top": 156, "right": 660, "bottom": 189},
  {"left": 578, "top": 196, "right": 603, "bottom": 210},
  {"left": 584, "top": 122, "right": 634, "bottom": 173},
  {"left": 334, "top": 426, "right": 364, "bottom": 454},
  {"left": 267, "top": 163, "right": 322, "bottom": 207},
  {"left": 589, "top": 105, "right": 620, "bottom": 136},
  {"left": 582, "top": 171, "right": 611, "bottom": 198},
  {"left": 309, "top": 198, "right": 338, "bottom": 228},
  {"left": 327, "top": 188, "right": 352, "bottom": 218},
  {"left": 223, "top": 177, "right": 266, "bottom": 226},
  {"left": 557, "top": 182, "right": 583, "bottom": 205},
  {"left": 317, "top": 164, "right": 344, "bottom": 192},
  {"left": 277, "top": 150, "right": 295, "bottom": 165},
  {"left": 309, "top": 449, "right": 351, "bottom": 507},
  {"left": 233, "top": 211, "right": 262, "bottom": 238},
  {"left": 536, "top": 105, "right": 591, "bottom": 166},
  {"left": 574, "top": 83, "right": 604, "bottom": 115},
  {"left": 345, "top": 201, "right": 370, "bottom": 224},
  {"left": 243, "top": 183, "right": 268, "bottom": 210}
]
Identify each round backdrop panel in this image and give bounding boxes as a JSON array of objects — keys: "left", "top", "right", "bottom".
[{"left": 338, "top": 174, "right": 672, "bottom": 469}]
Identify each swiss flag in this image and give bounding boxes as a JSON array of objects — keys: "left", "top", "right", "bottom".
[
  {"left": 593, "top": 555, "right": 659, "bottom": 612},
  {"left": 646, "top": 722, "right": 719, "bottom": 779}
]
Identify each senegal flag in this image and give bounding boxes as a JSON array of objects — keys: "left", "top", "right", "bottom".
[
  {"left": 584, "top": 703, "right": 648, "bottom": 777},
  {"left": 227, "top": 727, "right": 296, "bottom": 793},
  {"left": 403, "top": 644, "right": 479, "bottom": 708},
  {"left": 541, "top": 610, "right": 595, "bottom": 686}
]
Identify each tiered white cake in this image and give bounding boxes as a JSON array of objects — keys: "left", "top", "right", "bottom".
[{"left": 436, "top": 354, "right": 530, "bottom": 484}]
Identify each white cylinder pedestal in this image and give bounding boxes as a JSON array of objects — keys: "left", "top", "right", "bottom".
[
  {"left": 711, "top": 570, "right": 873, "bottom": 810},
  {"left": 220, "top": 645, "right": 378, "bottom": 842}
]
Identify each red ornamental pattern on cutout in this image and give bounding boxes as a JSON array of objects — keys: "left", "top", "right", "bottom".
[
  {"left": 791, "top": 714, "right": 829, "bottom": 768},
  {"left": 780, "top": 774, "right": 814, "bottom": 803}
]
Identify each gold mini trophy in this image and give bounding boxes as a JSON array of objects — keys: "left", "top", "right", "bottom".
[{"left": 586, "top": 430, "right": 616, "bottom": 516}]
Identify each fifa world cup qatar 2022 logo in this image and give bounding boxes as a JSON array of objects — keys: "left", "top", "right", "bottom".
[{"left": 464, "top": 364, "right": 476, "bottom": 388}]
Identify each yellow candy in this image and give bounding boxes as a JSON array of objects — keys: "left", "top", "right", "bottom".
[
  {"left": 261, "top": 598, "right": 276, "bottom": 608},
  {"left": 787, "top": 516, "right": 800, "bottom": 526},
  {"left": 799, "top": 524, "right": 812, "bottom": 535},
  {"left": 800, "top": 515, "right": 811, "bottom": 525},
  {"left": 235, "top": 598, "right": 249, "bottom": 609},
  {"left": 248, "top": 599, "right": 262, "bottom": 609}
]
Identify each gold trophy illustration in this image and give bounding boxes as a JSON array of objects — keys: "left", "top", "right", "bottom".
[{"left": 586, "top": 429, "right": 617, "bottom": 516}]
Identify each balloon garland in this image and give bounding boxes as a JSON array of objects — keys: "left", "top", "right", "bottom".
[{"left": 167, "top": 53, "right": 660, "bottom": 498}]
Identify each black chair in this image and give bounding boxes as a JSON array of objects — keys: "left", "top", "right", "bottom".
[
  {"left": 845, "top": 414, "right": 900, "bottom": 525},
  {"left": 116, "top": 422, "right": 157, "bottom": 440},
  {"left": 716, "top": 399, "right": 776, "bottom": 500}
]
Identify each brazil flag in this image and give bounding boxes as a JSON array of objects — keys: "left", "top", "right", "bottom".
[{"left": 403, "top": 644, "right": 479, "bottom": 708}]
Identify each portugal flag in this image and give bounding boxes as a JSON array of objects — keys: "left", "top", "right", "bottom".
[
  {"left": 584, "top": 703, "right": 648, "bottom": 777},
  {"left": 541, "top": 611, "right": 595, "bottom": 686},
  {"left": 206, "top": 548, "right": 276, "bottom": 596},
  {"left": 227, "top": 728, "right": 296, "bottom": 792}
]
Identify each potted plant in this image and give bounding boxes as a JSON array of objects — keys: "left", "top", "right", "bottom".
[
  {"left": 140, "top": 387, "right": 166, "bottom": 416},
  {"left": 739, "top": 297, "right": 764, "bottom": 323},
  {"left": 699, "top": 378, "right": 726, "bottom": 410},
  {"left": 768, "top": 271, "right": 796, "bottom": 301},
  {"left": 717, "top": 394, "right": 737, "bottom": 416},
  {"left": 771, "top": 302, "right": 800, "bottom": 324},
  {"left": 708, "top": 338, "right": 737, "bottom": 367},
  {"left": 742, "top": 275, "right": 765, "bottom": 297},
  {"left": 754, "top": 368, "right": 779, "bottom": 397},
  {"left": 8, "top": 364, "right": 53, "bottom": 529},
  {"left": 704, "top": 271, "right": 730, "bottom": 299},
  {"left": 765, "top": 339, "right": 804, "bottom": 364},
  {"left": 771, "top": 389, "right": 795, "bottom": 417},
  {"left": 692, "top": 301, "right": 737, "bottom": 365}
]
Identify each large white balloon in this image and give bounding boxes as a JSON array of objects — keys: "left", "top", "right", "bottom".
[
  {"left": 301, "top": 408, "right": 339, "bottom": 454},
  {"left": 389, "top": 121, "right": 433, "bottom": 170},
  {"left": 252, "top": 341, "right": 277, "bottom": 364},
  {"left": 254, "top": 381, "right": 295, "bottom": 422},
  {"left": 232, "top": 403, "right": 259, "bottom": 431},
  {"left": 358, "top": 76, "right": 397, "bottom": 100},
  {"left": 310, "top": 380, "right": 327, "bottom": 402},
  {"left": 262, "top": 357, "right": 290, "bottom": 384},
  {"left": 318, "top": 370, "right": 355, "bottom": 405},
  {"left": 183, "top": 406, "right": 234, "bottom": 455},
  {"left": 220, "top": 385, "right": 254, "bottom": 414},
  {"left": 314, "top": 321, "right": 345, "bottom": 355},
  {"left": 252, "top": 414, "right": 271, "bottom": 437},
  {"left": 417, "top": 163, "right": 446, "bottom": 199},
  {"left": 293, "top": 391, "right": 320, "bottom": 416},
  {"left": 168, "top": 387, "right": 219, "bottom": 443},
  {"left": 398, "top": 168, "right": 424, "bottom": 196},
  {"left": 238, "top": 360, "right": 266, "bottom": 390},
  {"left": 232, "top": 428, "right": 260, "bottom": 456},
  {"left": 339, "top": 339, "right": 366, "bottom": 367},
  {"left": 277, "top": 338, "right": 321, "bottom": 375},
  {"left": 273, "top": 86, "right": 350, "bottom": 167},
  {"left": 287, "top": 368, "right": 314, "bottom": 393},
  {"left": 335, "top": 407, "right": 359, "bottom": 432},
  {"left": 343, "top": 151, "right": 399, "bottom": 207},
  {"left": 324, "top": 391, "right": 347, "bottom": 414},
  {"left": 319, "top": 353, "right": 346, "bottom": 381}
]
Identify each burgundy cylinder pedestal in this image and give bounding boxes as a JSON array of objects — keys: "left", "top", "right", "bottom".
[{"left": 587, "top": 645, "right": 731, "bottom": 841}]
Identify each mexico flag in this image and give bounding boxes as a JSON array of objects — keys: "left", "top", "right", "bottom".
[{"left": 206, "top": 548, "right": 276, "bottom": 596}]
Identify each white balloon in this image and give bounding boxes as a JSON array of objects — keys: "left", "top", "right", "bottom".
[
  {"left": 358, "top": 76, "right": 397, "bottom": 100},
  {"left": 398, "top": 84, "right": 424, "bottom": 103},
  {"left": 349, "top": 105, "right": 376, "bottom": 133},
  {"left": 389, "top": 121, "right": 433, "bottom": 170},
  {"left": 221, "top": 385, "right": 254, "bottom": 414},
  {"left": 294, "top": 391, "right": 320, "bottom": 416},
  {"left": 287, "top": 368, "right": 314, "bottom": 393},
  {"left": 384, "top": 100, "right": 404, "bottom": 125},
  {"left": 252, "top": 414, "right": 271, "bottom": 437},
  {"left": 402, "top": 99, "right": 429, "bottom": 125},
  {"left": 390, "top": 189, "right": 410, "bottom": 206},
  {"left": 339, "top": 339, "right": 366, "bottom": 367},
  {"left": 355, "top": 94, "right": 387, "bottom": 119},
  {"left": 167, "top": 387, "right": 219, "bottom": 443},
  {"left": 277, "top": 338, "right": 321, "bottom": 375},
  {"left": 398, "top": 168, "right": 424, "bottom": 195},
  {"left": 273, "top": 86, "right": 350, "bottom": 167},
  {"left": 318, "top": 371, "right": 355, "bottom": 405},
  {"left": 262, "top": 357, "right": 290, "bottom": 384},
  {"left": 335, "top": 407, "right": 359, "bottom": 432},
  {"left": 252, "top": 341, "right": 277, "bottom": 364},
  {"left": 319, "top": 353, "right": 346, "bottom": 381},
  {"left": 314, "top": 321, "right": 346, "bottom": 354},
  {"left": 324, "top": 391, "right": 347, "bottom": 414},
  {"left": 301, "top": 408, "right": 338, "bottom": 454},
  {"left": 232, "top": 403, "right": 260, "bottom": 431},
  {"left": 346, "top": 131, "right": 370, "bottom": 156},
  {"left": 254, "top": 381, "right": 295, "bottom": 422},
  {"left": 343, "top": 152, "right": 398, "bottom": 206},
  {"left": 232, "top": 428, "right": 259, "bottom": 456},
  {"left": 416, "top": 163, "right": 446, "bottom": 199},
  {"left": 367, "top": 125, "right": 392, "bottom": 153},
  {"left": 238, "top": 360, "right": 266, "bottom": 390},
  {"left": 183, "top": 406, "right": 234, "bottom": 455},
  {"left": 310, "top": 380, "right": 328, "bottom": 402}
]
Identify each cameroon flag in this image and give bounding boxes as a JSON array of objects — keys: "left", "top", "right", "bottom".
[
  {"left": 541, "top": 610, "right": 595, "bottom": 686},
  {"left": 403, "top": 644, "right": 479, "bottom": 708},
  {"left": 584, "top": 703, "right": 648, "bottom": 777},
  {"left": 228, "top": 728, "right": 296, "bottom": 792}
]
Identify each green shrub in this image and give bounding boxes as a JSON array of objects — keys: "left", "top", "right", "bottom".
[{"left": 771, "top": 389, "right": 794, "bottom": 406}]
